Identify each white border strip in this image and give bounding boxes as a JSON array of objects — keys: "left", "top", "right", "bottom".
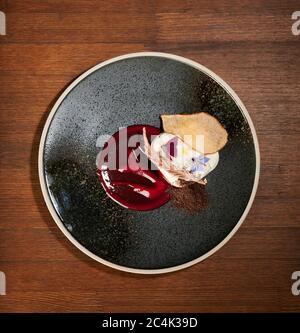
[{"left": 38, "top": 52, "right": 260, "bottom": 274}]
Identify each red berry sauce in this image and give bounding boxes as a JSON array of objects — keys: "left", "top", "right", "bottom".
[{"left": 97, "top": 125, "right": 170, "bottom": 211}]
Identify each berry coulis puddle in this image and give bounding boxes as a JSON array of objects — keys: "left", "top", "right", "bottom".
[{"left": 97, "top": 125, "right": 170, "bottom": 211}]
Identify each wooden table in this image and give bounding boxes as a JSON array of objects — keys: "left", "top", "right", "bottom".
[{"left": 0, "top": 0, "right": 299, "bottom": 312}]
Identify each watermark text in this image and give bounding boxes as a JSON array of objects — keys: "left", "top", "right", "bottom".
[
  {"left": 0, "top": 11, "right": 6, "bottom": 36},
  {"left": 0, "top": 271, "right": 6, "bottom": 295},
  {"left": 291, "top": 271, "right": 300, "bottom": 296},
  {"left": 291, "top": 11, "right": 300, "bottom": 35}
]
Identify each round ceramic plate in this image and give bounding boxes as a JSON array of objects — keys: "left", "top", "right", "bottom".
[{"left": 39, "top": 52, "right": 260, "bottom": 274}]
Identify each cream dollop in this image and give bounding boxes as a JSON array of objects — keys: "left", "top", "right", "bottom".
[{"left": 149, "top": 133, "right": 219, "bottom": 187}]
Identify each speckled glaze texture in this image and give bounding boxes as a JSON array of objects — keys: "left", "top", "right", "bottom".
[{"left": 43, "top": 56, "right": 256, "bottom": 269}]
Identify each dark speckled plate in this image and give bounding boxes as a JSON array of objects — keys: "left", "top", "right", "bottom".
[{"left": 39, "top": 52, "right": 260, "bottom": 274}]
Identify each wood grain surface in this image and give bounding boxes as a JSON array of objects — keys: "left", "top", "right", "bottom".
[{"left": 0, "top": 0, "right": 299, "bottom": 312}]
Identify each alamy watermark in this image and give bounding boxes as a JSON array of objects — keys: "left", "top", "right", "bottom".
[
  {"left": 0, "top": 11, "right": 6, "bottom": 36},
  {"left": 291, "top": 11, "right": 300, "bottom": 35},
  {"left": 291, "top": 271, "right": 300, "bottom": 296},
  {"left": 0, "top": 271, "right": 6, "bottom": 295},
  {"left": 95, "top": 127, "right": 205, "bottom": 172}
]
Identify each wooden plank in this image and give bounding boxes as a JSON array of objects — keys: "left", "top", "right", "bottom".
[
  {"left": 0, "top": 4, "right": 297, "bottom": 44},
  {"left": 1, "top": 41, "right": 299, "bottom": 75},
  {"left": 0, "top": 259, "right": 299, "bottom": 312},
  {"left": 5, "top": 0, "right": 157, "bottom": 13},
  {"left": 5, "top": 0, "right": 298, "bottom": 14},
  {"left": 0, "top": 44, "right": 150, "bottom": 75},
  {"left": 1, "top": 12, "right": 156, "bottom": 43}
]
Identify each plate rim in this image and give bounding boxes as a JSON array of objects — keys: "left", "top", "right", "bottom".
[{"left": 38, "top": 51, "right": 260, "bottom": 274}]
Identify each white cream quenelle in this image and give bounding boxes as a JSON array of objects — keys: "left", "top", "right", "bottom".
[{"left": 150, "top": 133, "right": 219, "bottom": 187}]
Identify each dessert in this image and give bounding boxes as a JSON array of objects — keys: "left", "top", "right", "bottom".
[{"left": 96, "top": 112, "right": 228, "bottom": 212}]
